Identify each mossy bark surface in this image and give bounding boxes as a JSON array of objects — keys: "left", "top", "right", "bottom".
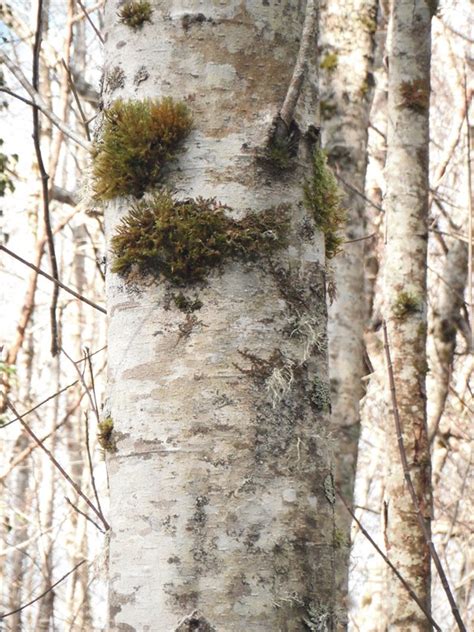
[{"left": 103, "top": 1, "right": 336, "bottom": 630}]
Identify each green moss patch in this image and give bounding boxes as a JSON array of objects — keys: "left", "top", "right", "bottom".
[
  {"left": 92, "top": 98, "right": 192, "bottom": 200},
  {"left": 118, "top": 1, "right": 152, "bottom": 29},
  {"left": 303, "top": 149, "right": 345, "bottom": 260},
  {"left": 392, "top": 291, "right": 422, "bottom": 320},
  {"left": 111, "top": 189, "right": 289, "bottom": 285}
]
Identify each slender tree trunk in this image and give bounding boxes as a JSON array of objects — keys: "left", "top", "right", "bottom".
[
  {"left": 382, "top": 1, "right": 433, "bottom": 629},
  {"left": 103, "top": 1, "right": 336, "bottom": 629},
  {"left": 319, "top": 0, "right": 377, "bottom": 619}
]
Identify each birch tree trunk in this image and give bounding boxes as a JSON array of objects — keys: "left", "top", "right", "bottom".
[
  {"left": 102, "top": 1, "right": 337, "bottom": 630},
  {"left": 319, "top": 0, "right": 377, "bottom": 615},
  {"left": 382, "top": 1, "right": 433, "bottom": 629}
]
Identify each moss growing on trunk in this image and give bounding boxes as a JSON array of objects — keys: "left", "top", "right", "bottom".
[
  {"left": 92, "top": 98, "right": 192, "bottom": 200},
  {"left": 303, "top": 149, "right": 345, "bottom": 260},
  {"left": 111, "top": 189, "right": 289, "bottom": 285},
  {"left": 118, "top": 1, "right": 152, "bottom": 30}
]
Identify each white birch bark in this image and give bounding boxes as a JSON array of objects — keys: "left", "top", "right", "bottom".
[
  {"left": 382, "top": 1, "right": 433, "bottom": 629},
  {"left": 103, "top": 1, "right": 336, "bottom": 630},
  {"left": 319, "top": 0, "right": 377, "bottom": 615}
]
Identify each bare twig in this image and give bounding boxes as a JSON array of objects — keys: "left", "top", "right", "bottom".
[
  {"left": 32, "top": 0, "right": 60, "bottom": 356},
  {"left": 338, "top": 491, "right": 442, "bottom": 631},
  {"left": 61, "top": 59, "right": 91, "bottom": 141},
  {"left": 465, "top": 63, "right": 473, "bottom": 350},
  {"left": 334, "top": 170, "right": 385, "bottom": 214},
  {"left": 280, "top": 0, "right": 318, "bottom": 127},
  {"left": 344, "top": 233, "right": 376, "bottom": 244},
  {"left": 1, "top": 379, "right": 79, "bottom": 430},
  {"left": 62, "top": 348, "right": 105, "bottom": 520},
  {"left": 0, "top": 52, "right": 89, "bottom": 149},
  {"left": 0, "top": 87, "right": 36, "bottom": 108},
  {"left": 0, "top": 244, "right": 107, "bottom": 314},
  {"left": 382, "top": 322, "right": 467, "bottom": 632},
  {"left": 0, "top": 560, "right": 86, "bottom": 619},
  {"left": 1, "top": 394, "right": 85, "bottom": 479},
  {"left": 5, "top": 398, "right": 110, "bottom": 531},
  {"left": 65, "top": 497, "right": 105, "bottom": 533},
  {"left": 76, "top": 0, "right": 104, "bottom": 44}
]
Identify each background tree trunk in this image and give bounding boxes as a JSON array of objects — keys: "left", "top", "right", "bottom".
[
  {"left": 319, "top": 0, "right": 378, "bottom": 619},
  {"left": 382, "top": 1, "right": 432, "bottom": 629}
]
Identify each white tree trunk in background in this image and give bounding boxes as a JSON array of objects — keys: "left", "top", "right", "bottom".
[
  {"left": 382, "top": 1, "right": 432, "bottom": 629},
  {"left": 103, "top": 1, "right": 336, "bottom": 630},
  {"left": 319, "top": 0, "right": 378, "bottom": 614}
]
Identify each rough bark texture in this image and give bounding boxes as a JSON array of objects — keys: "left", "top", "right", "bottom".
[
  {"left": 319, "top": 0, "right": 377, "bottom": 616},
  {"left": 103, "top": 1, "right": 336, "bottom": 630},
  {"left": 382, "top": 1, "right": 432, "bottom": 629}
]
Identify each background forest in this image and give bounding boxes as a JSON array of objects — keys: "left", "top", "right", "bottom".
[{"left": 0, "top": 0, "right": 472, "bottom": 630}]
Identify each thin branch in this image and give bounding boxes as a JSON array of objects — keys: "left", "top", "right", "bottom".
[
  {"left": 72, "top": 0, "right": 105, "bottom": 24},
  {"left": 465, "top": 63, "right": 473, "bottom": 351},
  {"left": 1, "top": 395, "right": 84, "bottom": 479},
  {"left": 5, "top": 398, "right": 110, "bottom": 531},
  {"left": 0, "top": 86, "right": 36, "bottom": 108},
  {"left": 344, "top": 232, "right": 376, "bottom": 244},
  {"left": 76, "top": 0, "right": 104, "bottom": 44},
  {"left": 382, "top": 322, "right": 467, "bottom": 632},
  {"left": 32, "top": 0, "right": 60, "bottom": 356},
  {"left": 62, "top": 348, "right": 105, "bottom": 521},
  {"left": 279, "top": 0, "right": 318, "bottom": 127},
  {"left": 334, "top": 170, "right": 385, "bottom": 214},
  {"left": 0, "top": 244, "right": 107, "bottom": 314},
  {"left": 1, "top": 379, "right": 79, "bottom": 430},
  {"left": 0, "top": 560, "right": 86, "bottom": 620},
  {"left": 337, "top": 491, "right": 442, "bottom": 631},
  {"left": 61, "top": 59, "right": 91, "bottom": 141},
  {"left": 65, "top": 497, "right": 105, "bottom": 533},
  {"left": 0, "top": 51, "right": 89, "bottom": 150}
]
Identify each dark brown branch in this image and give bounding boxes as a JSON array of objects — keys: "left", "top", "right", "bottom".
[
  {"left": 32, "top": 0, "right": 59, "bottom": 356},
  {"left": 5, "top": 398, "right": 110, "bottom": 531},
  {"left": 65, "top": 496, "right": 105, "bottom": 533},
  {"left": 61, "top": 59, "right": 91, "bottom": 141},
  {"left": 382, "top": 322, "right": 467, "bottom": 632},
  {"left": 0, "top": 244, "right": 107, "bottom": 314},
  {"left": 0, "top": 86, "right": 36, "bottom": 108},
  {"left": 0, "top": 560, "right": 86, "bottom": 620},
  {"left": 62, "top": 348, "right": 105, "bottom": 521},
  {"left": 338, "top": 491, "right": 442, "bottom": 631},
  {"left": 1, "top": 379, "right": 79, "bottom": 430},
  {"left": 465, "top": 63, "right": 473, "bottom": 351},
  {"left": 76, "top": 0, "right": 104, "bottom": 44}
]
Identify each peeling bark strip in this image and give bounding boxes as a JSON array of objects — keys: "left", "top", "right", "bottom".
[
  {"left": 104, "top": 1, "right": 335, "bottom": 630},
  {"left": 382, "top": 1, "right": 432, "bottom": 630}
]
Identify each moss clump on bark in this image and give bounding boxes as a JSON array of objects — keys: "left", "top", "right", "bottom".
[
  {"left": 320, "top": 52, "right": 338, "bottom": 72},
  {"left": 392, "top": 291, "right": 422, "bottom": 320},
  {"left": 303, "top": 149, "right": 345, "bottom": 260},
  {"left": 97, "top": 417, "right": 116, "bottom": 452},
  {"left": 399, "top": 79, "right": 430, "bottom": 113},
  {"left": 92, "top": 98, "right": 192, "bottom": 200},
  {"left": 111, "top": 189, "right": 289, "bottom": 285},
  {"left": 118, "top": 1, "right": 152, "bottom": 30}
]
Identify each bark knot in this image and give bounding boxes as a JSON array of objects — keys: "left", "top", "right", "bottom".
[{"left": 175, "top": 610, "right": 216, "bottom": 631}]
